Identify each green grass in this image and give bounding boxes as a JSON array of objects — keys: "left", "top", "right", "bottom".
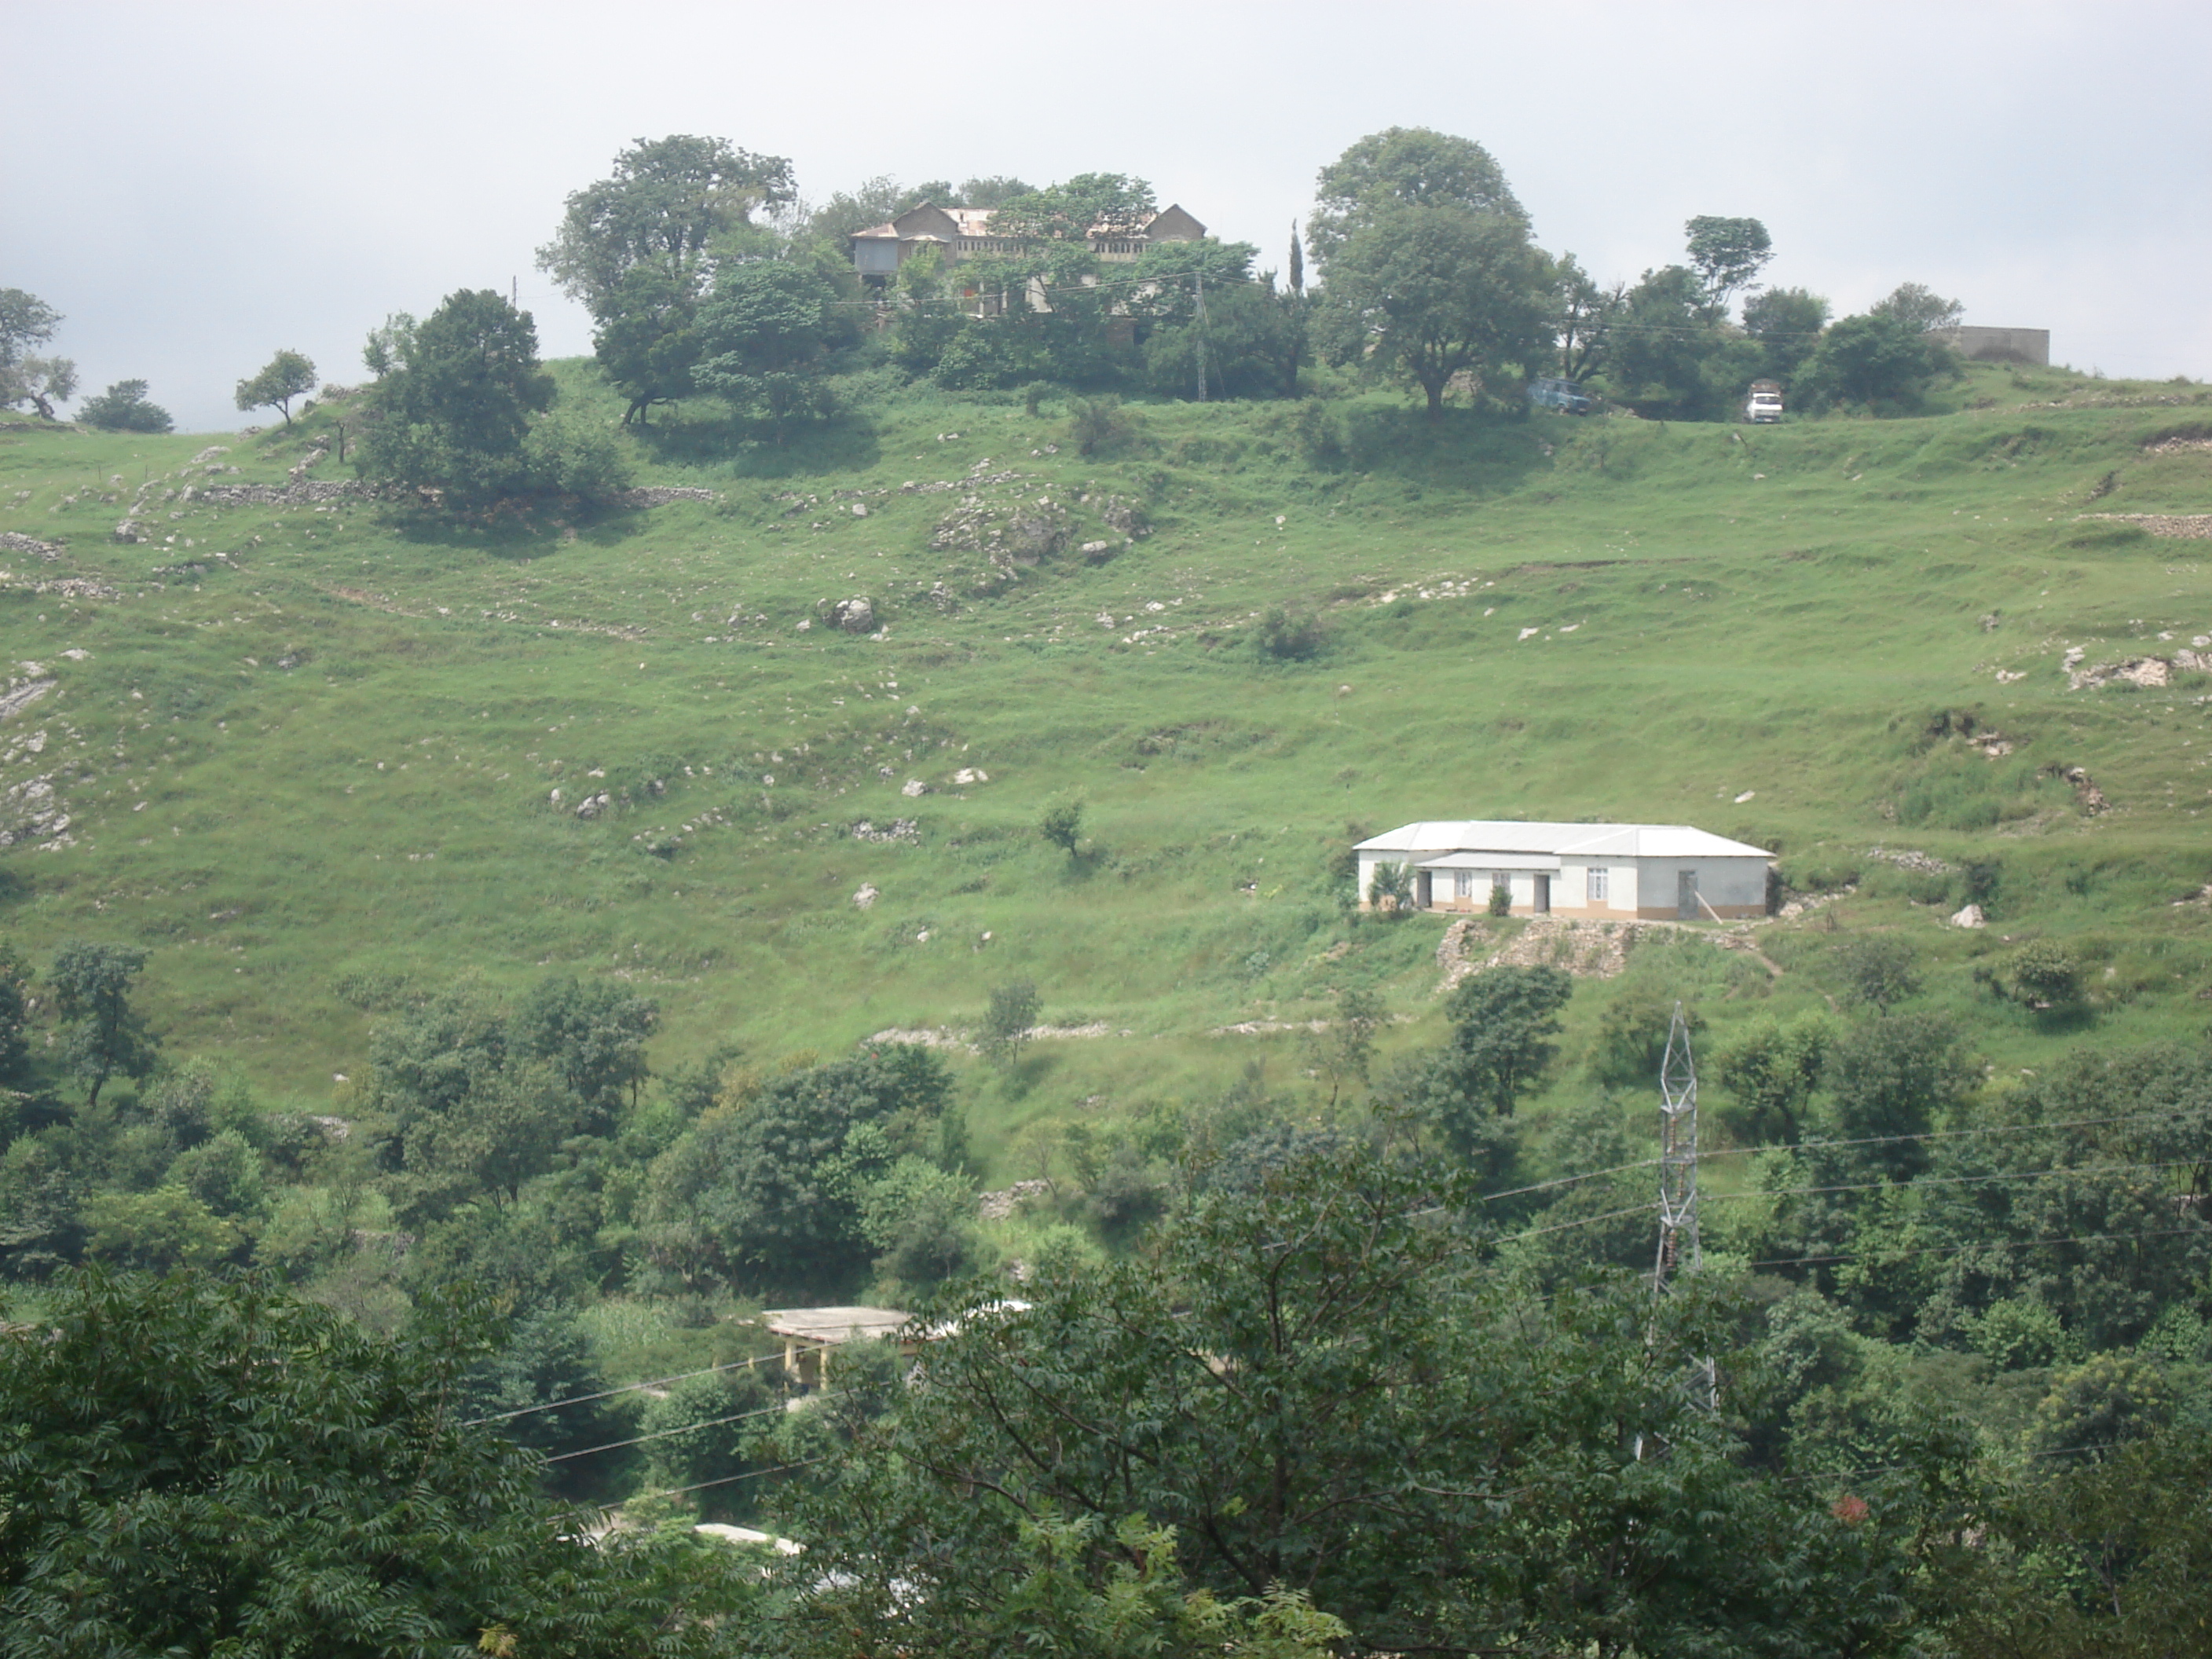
[{"left": 5, "top": 357, "right": 2212, "bottom": 1175}]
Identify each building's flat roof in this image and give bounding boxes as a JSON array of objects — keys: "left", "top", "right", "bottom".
[
  {"left": 1417, "top": 851, "right": 1561, "bottom": 870},
  {"left": 760, "top": 1306, "right": 910, "bottom": 1342},
  {"left": 1358, "top": 821, "right": 1771, "bottom": 859}
]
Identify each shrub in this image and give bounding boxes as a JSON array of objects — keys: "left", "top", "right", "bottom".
[
  {"left": 1366, "top": 861, "right": 1414, "bottom": 914},
  {"left": 78, "top": 379, "right": 172, "bottom": 433},
  {"left": 1067, "top": 394, "right": 1139, "bottom": 456},
  {"left": 1254, "top": 605, "right": 1328, "bottom": 661}
]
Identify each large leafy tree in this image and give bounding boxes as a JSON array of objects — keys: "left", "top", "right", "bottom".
[
  {"left": 0, "top": 1269, "right": 752, "bottom": 1655},
  {"left": 694, "top": 261, "right": 850, "bottom": 441},
  {"left": 988, "top": 172, "right": 1157, "bottom": 243},
  {"left": 538, "top": 135, "right": 795, "bottom": 424},
  {"left": 1743, "top": 285, "right": 1831, "bottom": 380},
  {"left": 1684, "top": 214, "right": 1774, "bottom": 309},
  {"left": 772, "top": 1143, "right": 1924, "bottom": 1659},
  {"left": 1307, "top": 126, "right": 1525, "bottom": 270},
  {"left": 355, "top": 289, "right": 555, "bottom": 502},
  {"left": 0, "top": 290, "right": 74, "bottom": 419},
  {"left": 1317, "top": 201, "right": 1553, "bottom": 419},
  {"left": 642, "top": 1046, "right": 953, "bottom": 1292}
]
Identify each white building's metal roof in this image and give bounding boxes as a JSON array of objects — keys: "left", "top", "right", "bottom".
[{"left": 1357, "top": 822, "right": 1771, "bottom": 859}]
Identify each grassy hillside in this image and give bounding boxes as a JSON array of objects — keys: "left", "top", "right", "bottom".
[{"left": 4, "top": 360, "right": 2212, "bottom": 1173}]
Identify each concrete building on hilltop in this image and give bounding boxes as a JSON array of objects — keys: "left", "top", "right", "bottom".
[
  {"left": 849, "top": 202, "right": 1207, "bottom": 280},
  {"left": 1355, "top": 821, "right": 1774, "bottom": 921},
  {"left": 1931, "top": 326, "right": 2050, "bottom": 367}
]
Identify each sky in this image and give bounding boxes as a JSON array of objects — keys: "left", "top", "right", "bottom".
[{"left": 6, "top": 0, "right": 2208, "bottom": 433}]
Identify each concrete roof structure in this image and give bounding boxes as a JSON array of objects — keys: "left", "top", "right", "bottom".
[
  {"left": 758, "top": 1306, "right": 910, "bottom": 1344},
  {"left": 1355, "top": 822, "right": 1771, "bottom": 860}
]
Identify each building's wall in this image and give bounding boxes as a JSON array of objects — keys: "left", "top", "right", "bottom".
[
  {"left": 1931, "top": 326, "right": 2049, "bottom": 367},
  {"left": 853, "top": 240, "right": 900, "bottom": 275},
  {"left": 1548, "top": 860, "right": 1636, "bottom": 917},
  {"left": 1620, "top": 856, "right": 1768, "bottom": 919}
]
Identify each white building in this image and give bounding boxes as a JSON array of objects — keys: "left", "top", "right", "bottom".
[{"left": 1354, "top": 821, "right": 1774, "bottom": 921}]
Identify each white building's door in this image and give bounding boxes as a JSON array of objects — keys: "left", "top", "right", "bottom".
[{"left": 1677, "top": 870, "right": 1700, "bottom": 919}]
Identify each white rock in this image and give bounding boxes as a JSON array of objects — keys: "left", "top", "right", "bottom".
[
  {"left": 549, "top": 789, "right": 562, "bottom": 804},
  {"left": 1518, "top": 627, "right": 1541, "bottom": 641},
  {"left": 1734, "top": 789, "right": 1756, "bottom": 804},
  {"left": 852, "top": 884, "right": 879, "bottom": 910},
  {"left": 901, "top": 778, "right": 927, "bottom": 797},
  {"left": 1949, "top": 903, "right": 1987, "bottom": 928}
]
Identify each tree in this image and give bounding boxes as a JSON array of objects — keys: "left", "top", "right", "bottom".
[
  {"left": 355, "top": 288, "right": 554, "bottom": 502},
  {"left": 1742, "top": 285, "right": 1829, "bottom": 380},
  {"left": 1870, "top": 280, "right": 1964, "bottom": 333},
  {"left": 980, "top": 979, "right": 1042, "bottom": 1060},
  {"left": 1793, "top": 311, "right": 1956, "bottom": 412},
  {"left": 75, "top": 379, "right": 172, "bottom": 433},
  {"left": 1602, "top": 266, "right": 1755, "bottom": 420},
  {"left": 233, "top": 347, "right": 317, "bottom": 426},
  {"left": 1308, "top": 126, "right": 1525, "bottom": 270},
  {"left": 1833, "top": 934, "right": 1923, "bottom": 1009},
  {"left": 540, "top": 135, "right": 796, "bottom": 425},
  {"left": 1437, "top": 964, "right": 1573, "bottom": 1121},
  {"left": 1, "top": 355, "right": 75, "bottom": 420},
  {"left": 1550, "top": 251, "right": 1618, "bottom": 382},
  {"left": 1714, "top": 1009, "right": 1834, "bottom": 1145},
  {"left": 989, "top": 172, "right": 1157, "bottom": 244},
  {"left": 511, "top": 974, "right": 656, "bottom": 1126},
  {"left": 48, "top": 941, "right": 156, "bottom": 1110},
  {"left": 1683, "top": 214, "right": 1774, "bottom": 308},
  {"left": 0, "top": 1269, "right": 752, "bottom": 1654},
  {"left": 1819, "top": 1012, "right": 1974, "bottom": 1180},
  {"left": 1317, "top": 201, "right": 1553, "bottom": 419},
  {"left": 642, "top": 1046, "right": 954, "bottom": 1292},
  {"left": 0, "top": 289, "right": 71, "bottom": 418},
  {"left": 639, "top": 1362, "right": 776, "bottom": 1517},
  {"left": 0, "top": 288, "right": 61, "bottom": 370},
  {"left": 693, "top": 261, "right": 845, "bottom": 441},
  {"left": 539, "top": 134, "right": 793, "bottom": 310},
  {"left": 1038, "top": 793, "right": 1084, "bottom": 855}
]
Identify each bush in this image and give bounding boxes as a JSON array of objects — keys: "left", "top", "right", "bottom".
[
  {"left": 1067, "top": 394, "right": 1139, "bottom": 456},
  {"left": 2005, "top": 939, "right": 2082, "bottom": 1007},
  {"left": 522, "top": 406, "right": 635, "bottom": 500},
  {"left": 1254, "top": 605, "right": 1328, "bottom": 661},
  {"left": 78, "top": 379, "right": 172, "bottom": 433}
]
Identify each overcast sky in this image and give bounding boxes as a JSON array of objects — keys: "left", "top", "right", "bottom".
[{"left": 8, "top": 1, "right": 2207, "bottom": 432}]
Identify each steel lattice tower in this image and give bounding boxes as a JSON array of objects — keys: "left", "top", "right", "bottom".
[{"left": 1653, "top": 1002, "right": 1716, "bottom": 1409}]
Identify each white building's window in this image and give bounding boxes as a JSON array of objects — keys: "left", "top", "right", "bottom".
[
  {"left": 1587, "top": 866, "right": 1609, "bottom": 903},
  {"left": 1454, "top": 870, "right": 1473, "bottom": 899}
]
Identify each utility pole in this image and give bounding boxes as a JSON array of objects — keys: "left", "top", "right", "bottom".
[
  {"left": 1193, "top": 273, "right": 1210, "bottom": 402},
  {"left": 1653, "top": 1002, "right": 1716, "bottom": 1410}
]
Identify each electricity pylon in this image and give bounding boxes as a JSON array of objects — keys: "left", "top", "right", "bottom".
[{"left": 1653, "top": 1002, "right": 1716, "bottom": 1410}]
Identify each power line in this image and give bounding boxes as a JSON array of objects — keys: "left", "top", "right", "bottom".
[
  {"left": 544, "top": 1393, "right": 833, "bottom": 1464},
  {"left": 1704, "top": 1156, "right": 2201, "bottom": 1204},
  {"left": 464, "top": 1339, "right": 836, "bottom": 1429},
  {"left": 1745, "top": 1222, "right": 2210, "bottom": 1275}
]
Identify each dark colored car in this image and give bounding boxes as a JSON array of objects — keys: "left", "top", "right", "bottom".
[{"left": 1529, "top": 376, "right": 1599, "bottom": 415}]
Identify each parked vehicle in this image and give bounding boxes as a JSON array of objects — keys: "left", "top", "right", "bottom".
[
  {"left": 1529, "top": 376, "right": 1599, "bottom": 416},
  {"left": 1745, "top": 379, "right": 1783, "bottom": 423}
]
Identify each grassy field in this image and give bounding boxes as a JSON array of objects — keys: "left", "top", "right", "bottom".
[{"left": 4, "top": 358, "right": 2211, "bottom": 1177}]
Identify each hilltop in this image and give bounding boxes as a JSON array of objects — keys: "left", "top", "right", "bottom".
[{"left": 2, "top": 360, "right": 2211, "bottom": 1170}]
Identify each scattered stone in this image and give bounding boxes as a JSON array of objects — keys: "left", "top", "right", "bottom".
[
  {"left": 850, "top": 819, "right": 920, "bottom": 844},
  {"left": 573, "top": 792, "right": 612, "bottom": 819},
  {"left": 1869, "top": 846, "right": 1951, "bottom": 873},
  {"left": 900, "top": 778, "right": 927, "bottom": 797},
  {"left": 0, "top": 533, "right": 62, "bottom": 562},
  {"left": 1950, "top": 903, "right": 1987, "bottom": 928},
  {"left": 851, "top": 883, "right": 880, "bottom": 910},
  {"left": 951, "top": 767, "right": 988, "bottom": 786},
  {"left": 979, "top": 1179, "right": 1053, "bottom": 1221},
  {"left": 2045, "top": 764, "right": 2109, "bottom": 815},
  {"left": 0, "top": 678, "right": 55, "bottom": 721},
  {"left": 822, "top": 595, "right": 875, "bottom": 633},
  {"left": 2075, "top": 512, "right": 2212, "bottom": 539}
]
